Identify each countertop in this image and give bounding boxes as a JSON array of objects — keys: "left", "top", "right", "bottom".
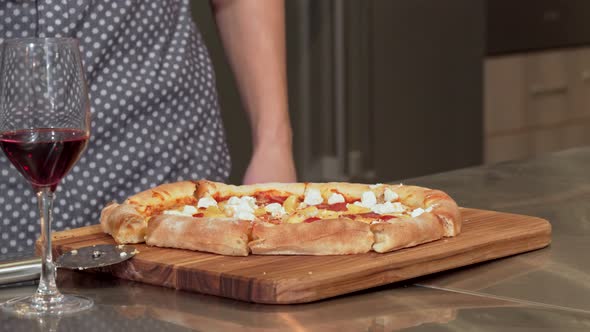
[{"left": 3, "top": 148, "right": 590, "bottom": 331}]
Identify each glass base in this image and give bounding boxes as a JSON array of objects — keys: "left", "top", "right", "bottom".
[{"left": 1, "top": 294, "right": 93, "bottom": 317}]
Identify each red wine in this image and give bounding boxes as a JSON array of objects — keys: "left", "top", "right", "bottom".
[{"left": 0, "top": 128, "right": 89, "bottom": 191}]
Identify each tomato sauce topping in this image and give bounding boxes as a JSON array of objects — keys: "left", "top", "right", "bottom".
[
  {"left": 255, "top": 190, "right": 289, "bottom": 205},
  {"left": 360, "top": 213, "right": 397, "bottom": 220},
  {"left": 341, "top": 213, "right": 396, "bottom": 221},
  {"left": 304, "top": 217, "right": 322, "bottom": 223},
  {"left": 192, "top": 213, "right": 204, "bottom": 218},
  {"left": 316, "top": 202, "right": 348, "bottom": 211},
  {"left": 214, "top": 190, "right": 289, "bottom": 205}
]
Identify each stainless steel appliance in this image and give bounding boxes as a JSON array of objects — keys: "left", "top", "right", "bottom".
[{"left": 287, "top": 0, "right": 485, "bottom": 182}]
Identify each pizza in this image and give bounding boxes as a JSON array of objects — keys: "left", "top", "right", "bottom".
[{"left": 99, "top": 180, "right": 461, "bottom": 256}]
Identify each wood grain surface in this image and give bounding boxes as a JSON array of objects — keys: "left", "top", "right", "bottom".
[{"left": 50, "top": 208, "right": 552, "bottom": 304}]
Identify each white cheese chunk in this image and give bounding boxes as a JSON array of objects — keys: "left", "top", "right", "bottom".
[
  {"left": 425, "top": 206, "right": 433, "bottom": 213},
  {"left": 327, "top": 193, "right": 345, "bottom": 205},
  {"left": 182, "top": 205, "right": 198, "bottom": 215},
  {"left": 360, "top": 191, "right": 377, "bottom": 208},
  {"left": 235, "top": 211, "right": 256, "bottom": 221},
  {"left": 197, "top": 196, "right": 217, "bottom": 209},
  {"left": 242, "top": 196, "right": 257, "bottom": 208},
  {"left": 371, "top": 202, "right": 395, "bottom": 214},
  {"left": 227, "top": 196, "right": 257, "bottom": 209},
  {"left": 383, "top": 188, "right": 399, "bottom": 202},
  {"left": 227, "top": 196, "right": 242, "bottom": 206},
  {"left": 369, "top": 183, "right": 383, "bottom": 189},
  {"left": 411, "top": 207, "right": 426, "bottom": 218},
  {"left": 304, "top": 188, "right": 323, "bottom": 206},
  {"left": 224, "top": 196, "right": 258, "bottom": 221},
  {"left": 163, "top": 210, "right": 185, "bottom": 216},
  {"left": 265, "top": 203, "right": 286, "bottom": 217},
  {"left": 371, "top": 201, "right": 407, "bottom": 214},
  {"left": 163, "top": 205, "right": 199, "bottom": 216},
  {"left": 390, "top": 202, "right": 406, "bottom": 213}
]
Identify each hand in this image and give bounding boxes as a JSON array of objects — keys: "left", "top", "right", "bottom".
[{"left": 242, "top": 143, "right": 297, "bottom": 184}]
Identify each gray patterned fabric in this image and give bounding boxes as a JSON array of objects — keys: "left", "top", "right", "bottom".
[{"left": 0, "top": 0, "right": 231, "bottom": 256}]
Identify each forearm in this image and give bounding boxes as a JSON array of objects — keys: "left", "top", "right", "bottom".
[{"left": 211, "top": 0, "right": 291, "bottom": 149}]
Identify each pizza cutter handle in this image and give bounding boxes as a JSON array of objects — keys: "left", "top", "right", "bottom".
[{"left": 0, "top": 257, "right": 41, "bottom": 286}]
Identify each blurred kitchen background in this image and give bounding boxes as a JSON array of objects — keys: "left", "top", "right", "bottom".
[{"left": 192, "top": 0, "right": 590, "bottom": 184}]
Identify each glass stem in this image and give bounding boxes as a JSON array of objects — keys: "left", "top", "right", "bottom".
[{"left": 34, "top": 186, "right": 62, "bottom": 304}]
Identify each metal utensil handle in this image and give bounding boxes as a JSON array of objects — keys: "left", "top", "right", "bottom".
[{"left": 0, "top": 257, "right": 41, "bottom": 286}]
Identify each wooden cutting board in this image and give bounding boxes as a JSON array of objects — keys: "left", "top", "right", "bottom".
[{"left": 50, "top": 208, "right": 551, "bottom": 304}]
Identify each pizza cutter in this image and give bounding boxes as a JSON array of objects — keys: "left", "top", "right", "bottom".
[
  {"left": 56, "top": 244, "right": 138, "bottom": 270},
  {"left": 0, "top": 244, "right": 137, "bottom": 286}
]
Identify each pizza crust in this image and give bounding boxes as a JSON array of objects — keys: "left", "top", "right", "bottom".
[
  {"left": 305, "top": 182, "right": 370, "bottom": 201},
  {"left": 145, "top": 215, "right": 252, "bottom": 256},
  {"left": 124, "top": 181, "right": 197, "bottom": 215},
  {"left": 371, "top": 214, "right": 446, "bottom": 253},
  {"left": 101, "top": 181, "right": 198, "bottom": 244},
  {"left": 249, "top": 218, "right": 374, "bottom": 255},
  {"left": 392, "top": 186, "right": 462, "bottom": 236},
  {"left": 370, "top": 185, "right": 461, "bottom": 252},
  {"left": 196, "top": 180, "right": 305, "bottom": 199},
  {"left": 99, "top": 203, "right": 147, "bottom": 244}
]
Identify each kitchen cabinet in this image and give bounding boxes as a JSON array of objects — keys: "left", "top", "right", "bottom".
[
  {"left": 568, "top": 48, "right": 590, "bottom": 119},
  {"left": 484, "top": 47, "right": 590, "bottom": 164},
  {"left": 485, "top": 133, "right": 531, "bottom": 164}
]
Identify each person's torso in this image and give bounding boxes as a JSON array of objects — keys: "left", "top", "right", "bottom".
[{"left": 0, "top": 0, "right": 231, "bottom": 255}]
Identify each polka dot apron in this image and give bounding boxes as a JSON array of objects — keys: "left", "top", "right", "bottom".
[{"left": 0, "top": 0, "right": 231, "bottom": 256}]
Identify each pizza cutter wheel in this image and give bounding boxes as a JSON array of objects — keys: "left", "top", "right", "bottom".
[
  {"left": 56, "top": 244, "right": 137, "bottom": 270},
  {"left": 0, "top": 244, "right": 137, "bottom": 286}
]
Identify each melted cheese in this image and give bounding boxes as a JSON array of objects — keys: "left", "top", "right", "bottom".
[
  {"left": 197, "top": 196, "right": 217, "bottom": 209},
  {"left": 203, "top": 205, "right": 225, "bottom": 217},
  {"left": 347, "top": 203, "right": 371, "bottom": 214},
  {"left": 285, "top": 213, "right": 306, "bottom": 224},
  {"left": 411, "top": 207, "right": 425, "bottom": 218},
  {"left": 317, "top": 209, "right": 339, "bottom": 219},
  {"left": 282, "top": 195, "right": 299, "bottom": 213},
  {"left": 371, "top": 202, "right": 397, "bottom": 214},
  {"left": 163, "top": 205, "right": 198, "bottom": 216},
  {"left": 383, "top": 188, "right": 398, "bottom": 202},
  {"left": 327, "top": 193, "right": 345, "bottom": 205},
  {"left": 265, "top": 203, "right": 286, "bottom": 217}
]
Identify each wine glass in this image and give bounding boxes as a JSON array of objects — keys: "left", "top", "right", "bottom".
[{"left": 0, "top": 38, "right": 93, "bottom": 316}]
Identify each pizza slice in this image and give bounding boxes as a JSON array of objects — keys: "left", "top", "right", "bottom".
[
  {"left": 100, "top": 181, "right": 197, "bottom": 244},
  {"left": 144, "top": 182, "right": 307, "bottom": 256},
  {"left": 248, "top": 182, "right": 461, "bottom": 254}
]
